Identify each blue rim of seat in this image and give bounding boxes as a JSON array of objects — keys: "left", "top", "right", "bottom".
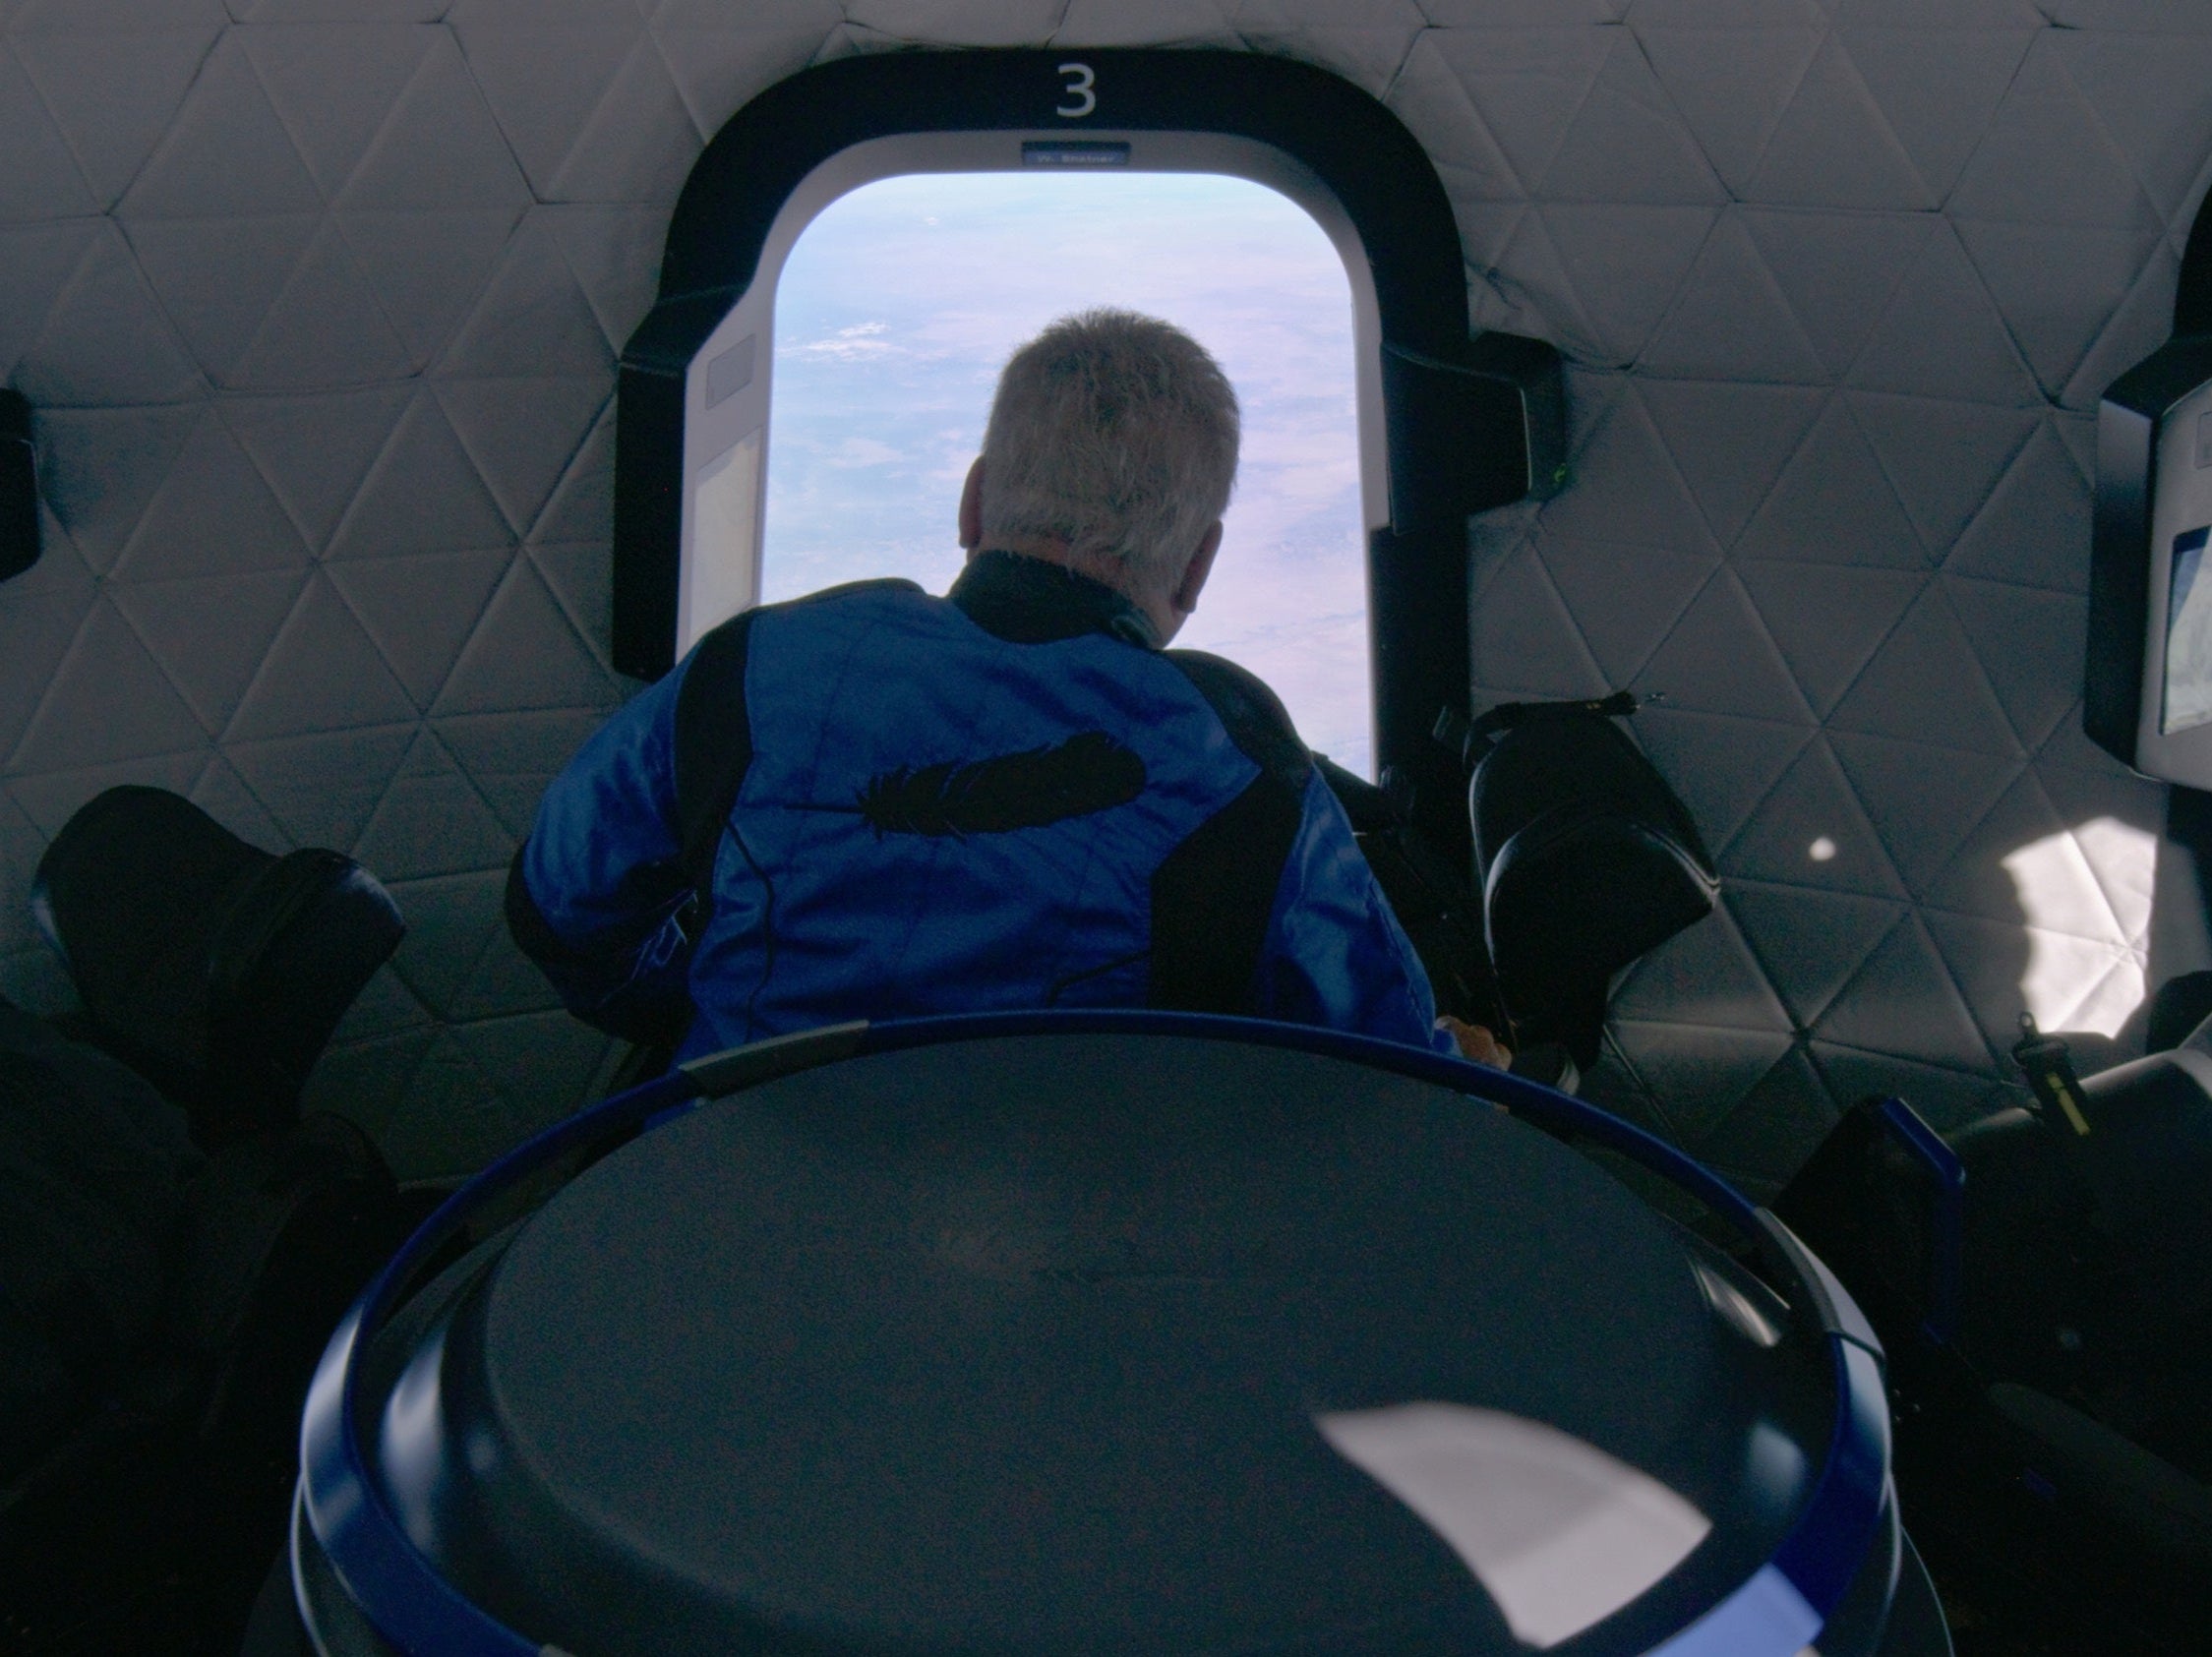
[{"left": 298, "top": 1009, "right": 1890, "bottom": 1657}]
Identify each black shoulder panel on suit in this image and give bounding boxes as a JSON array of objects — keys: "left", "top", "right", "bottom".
[
  {"left": 1150, "top": 655, "right": 1310, "bottom": 1015},
  {"left": 1163, "top": 649, "right": 1311, "bottom": 793},
  {"left": 1149, "top": 771, "right": 1305, "bottom": 1015},
  {"left": 504, "top": 844, "right": 572, "bottom": 975},
  {"left": 786, "top": 575, "right": 924, "bottom": 607},
  {"left": 674, "top": 582, "right": 914, "bottom": 878},
  {"left": 673, "top": 609, "right": 758, "bottom": 894}
]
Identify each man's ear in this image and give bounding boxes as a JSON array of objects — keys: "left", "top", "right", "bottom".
[
  {"left": 958, "top": 456, "right": 985, "bottom": 554},
  {"left": 1171, "top": 521, "right": 1224, "bottom": 617}
]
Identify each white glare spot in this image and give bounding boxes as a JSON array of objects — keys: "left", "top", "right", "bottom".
[
  {"left": 2000, "top": 817, "right": 2156, "bottom": 1037},
  {"left": 1316, "top": 1403, "right": 1711, "bottom": 1648},
  {"left": 1690, "top": 1259, "right": 1784, "bottom": 1348},
  {"left": 1808, "top": 836, "right": 1838, "bottom": 863}
]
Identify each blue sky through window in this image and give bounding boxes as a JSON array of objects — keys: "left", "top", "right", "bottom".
[{"left": 762, "top": 170, "right": 1373, "bottom": 775}]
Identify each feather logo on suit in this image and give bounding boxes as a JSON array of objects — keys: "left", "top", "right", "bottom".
[{"left": 850, "top": 732, "right": 1147, "bottom": 838}]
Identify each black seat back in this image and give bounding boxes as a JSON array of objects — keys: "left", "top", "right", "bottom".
[
  {"left": 1469, "top": 709, "right": 1717, "bottom": 1058},
  {"left": 0, "top": 998, "right": 202, "bottom": 1487},
  {"left": 30, "top": 787, "right": 404, "bottom": 1146}
]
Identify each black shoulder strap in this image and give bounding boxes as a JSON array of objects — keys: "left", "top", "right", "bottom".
[
  {"left": 672, "top": 610, "right": 758, "bottom": 904},
  {"left": 1149, "top": 652, "right": 1313, "bottom": 1015}
]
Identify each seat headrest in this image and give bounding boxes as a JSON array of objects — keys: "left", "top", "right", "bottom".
[
  {"left": 31, "top": 787, "right": 274, "bottom": 1078},
  {"left": 1469, "top": 711, "right": 1717, "bottom": 1036},
  {"left": 30, "top": 787, "right": 403, "bottom": 1143}
]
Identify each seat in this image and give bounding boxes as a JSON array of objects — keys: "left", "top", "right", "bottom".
[
  {"left": 30, "top": 786, "right": 404, "bottom": 1149},
  {"left": 7, "top": 788, "right": 413, "bottom": 1652},
  {"left": 1775, "top": 1009, "right": 2212, "bottom": 1654},
  {"left": 1465, "top": 702, "right": 1718, "bottom": 1065}
]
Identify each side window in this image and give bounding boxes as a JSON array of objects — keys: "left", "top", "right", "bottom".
[{"left": 761, "top": 171, "right": 1375, "bottom": 775}]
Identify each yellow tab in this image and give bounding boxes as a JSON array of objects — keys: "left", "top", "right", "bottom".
[{"left": 2053, "top": 1081, "right": 2092, "bottom": 1137}]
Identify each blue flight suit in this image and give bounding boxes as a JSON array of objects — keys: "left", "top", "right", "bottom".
[{"left": 508, "top": 551, "right": 1452, "bottom": 1062}]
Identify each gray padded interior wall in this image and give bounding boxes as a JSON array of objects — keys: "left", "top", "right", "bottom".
[
  {"left": 2, "top": 0, "right": 2207, "bottom": 1187},
  {"left": 1415, "top": 0, "right": 2212, "bottom": 1195}
]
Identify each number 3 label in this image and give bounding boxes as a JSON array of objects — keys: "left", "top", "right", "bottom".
[{"left": 1057, "top": 62, "right": 1096, "bottom": 118}]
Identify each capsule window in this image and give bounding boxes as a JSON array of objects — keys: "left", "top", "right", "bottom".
[{"left": 758, "top": 170, "right": 1375, "bottom": 775}]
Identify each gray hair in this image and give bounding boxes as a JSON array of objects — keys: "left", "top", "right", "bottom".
[{"left": 980, "top": 309, "right": 1240, "bottom": 587}]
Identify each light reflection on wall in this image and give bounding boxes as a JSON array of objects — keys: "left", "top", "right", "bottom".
[
  {"left": 2002, "top": 816, "right": 2157, "bottom": 1037},
  {"left": 763, "top": 170, "right": 1374, "bottom": 775}
]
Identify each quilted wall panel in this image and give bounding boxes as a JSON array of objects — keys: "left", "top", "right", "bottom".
[{"left": 2, "top": 0, "right": 2208, "bottom": 1187}]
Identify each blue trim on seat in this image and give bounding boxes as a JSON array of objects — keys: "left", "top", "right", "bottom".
[
  {"left": 300, "top": 1066, "right": 701, "bottom": 1657},
  {"left": 1871, "top": 1095, "right": 1968, "bottom": 1349},
  {"left": 297, "top": 1011, "right": 1890, "bottom": 1657}
]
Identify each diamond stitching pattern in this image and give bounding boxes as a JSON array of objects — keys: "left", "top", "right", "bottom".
[{"left": 0, "top": 3, "right": 2200, "bottom": 1186}]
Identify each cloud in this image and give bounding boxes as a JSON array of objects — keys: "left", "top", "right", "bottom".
[
  {"left": 826, "top": 436, "right": 907, "bottom": 468},
  {"left": 791, "top": 322, "right": 900, "bottom": 361}
]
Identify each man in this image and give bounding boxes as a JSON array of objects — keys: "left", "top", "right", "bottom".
[{"left": 508, "top": 309, "right": 1506, "bottom": 1067}]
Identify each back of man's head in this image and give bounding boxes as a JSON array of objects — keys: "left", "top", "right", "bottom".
[{"left": 980, "top": 310, "right": 1240, "bottom": 589}]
